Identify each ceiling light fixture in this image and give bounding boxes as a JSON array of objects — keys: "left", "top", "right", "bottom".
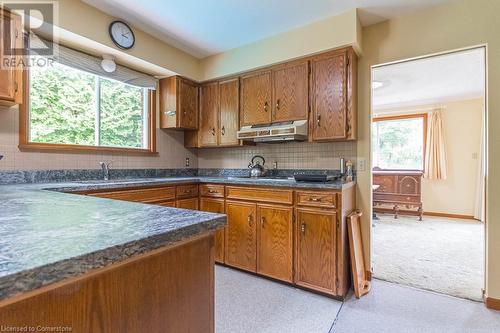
[{"left": 101, "top": 54, "right": 116, "bottom": 73}]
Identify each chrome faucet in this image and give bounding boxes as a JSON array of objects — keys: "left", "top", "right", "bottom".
[{"left": 99, "top": 162, "right": 112, "bottom": 181}]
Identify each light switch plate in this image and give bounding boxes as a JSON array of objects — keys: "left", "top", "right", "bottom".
[
  {"left": 185, "top": 157, "right": 190, "bottom": 167},
  {"left": 358, "top": 158, "right": 366, "bottom": 172}
]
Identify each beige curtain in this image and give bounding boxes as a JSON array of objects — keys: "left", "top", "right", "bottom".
[{"left": 424, "top": 110, "right": 447, "bottom": 180}]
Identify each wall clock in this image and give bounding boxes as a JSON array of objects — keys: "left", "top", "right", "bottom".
[{"left": 109, "top": 20, "right": 135, "bottom": 50}]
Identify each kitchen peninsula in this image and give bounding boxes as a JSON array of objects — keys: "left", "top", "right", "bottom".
[{"left": 0, "top": 181, "right": 226, "bottom": 332}]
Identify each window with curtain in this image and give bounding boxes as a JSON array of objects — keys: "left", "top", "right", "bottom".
[
  {"left": 22, "top": 39, "right": 158, "bottom": 153},
  {"left": 372, "top": 114, "right": 427, "bottom": 170}
]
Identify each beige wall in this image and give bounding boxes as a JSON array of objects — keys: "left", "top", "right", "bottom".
[
  {"left": 375, "top": 99, "right": 484, "bottom": 217},
  {"left": 201, "top": 9, "right": 361, "bottom": 80},
  {"left": 55, "top": 0, "right": 202, "bottom": 80},
  {"left": 357, "top": 0, "right": 498, "bottom": 299},
  {"left": 0, "top": 104, "right": 197, "bottom": 170},
  {"left": 198, "top": 141, "right": 356, "bottom": 170}
]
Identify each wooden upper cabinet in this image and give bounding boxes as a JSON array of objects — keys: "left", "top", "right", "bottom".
[
  {"left": 310, "top": 50, "right": 347, "bottom": 141},
  {"left": 240, "top": 71, "right": 272, "bottom": 126},
  {"left": 219, "top": 78, "right": 240, "bottom": 146},
  {"left": 179, "top": 79, "right": 199, "bottom": 129},
  {"left": 0, "top": 10, "right": 23, "bottom": 105},
  {"left": 272, "top": 61, "right": 308, "bottom": 122},
  {"left": 257, "top": 204, "right": 293, "bottom": 282},
  {"left": 199, "top": 82, "right": 219, "bottom": 147},
  {"left": 187, "top": 77, "right": 240, "bottom": 148},
  {"left": 225, "top": 201, "right": 257, "bottom": 272},
  {"left": 295, "top": 208, "right": 337, "bottom": 295},
  {"left": 159, "top": 76, "right": 199, "bottom": 130}
]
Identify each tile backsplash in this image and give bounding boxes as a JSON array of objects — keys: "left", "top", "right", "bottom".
[{"left": 197, "top": 141, "right": 357, "bottom": 170}]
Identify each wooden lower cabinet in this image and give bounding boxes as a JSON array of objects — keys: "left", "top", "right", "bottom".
[
  {"left": 158, "top": 200, "right": 176, "bottom": 207},
  {"left": 257, "top": 204, "right": 293, "bottom": 282},
  {"left": 0, "top": 235, "right": 215, "bottom": 333},
  {"left": 225, "top": 201, "right": 257, "bottom": 271},
  {"left": 200, "top": 198, "right": 226, "bottom": 263},
  {"left": 295, "top": 208, "right": 337, "bottom": 295},
  {"left": 176, "top": 197, "right": 199, "bottom": 210},
  {"left": 82, "top": 183, "right": 355, "bottom": 299}
]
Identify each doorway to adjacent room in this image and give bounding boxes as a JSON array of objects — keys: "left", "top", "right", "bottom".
[{"left": 370, "top": 46, "right": 487, "bottom": 301}]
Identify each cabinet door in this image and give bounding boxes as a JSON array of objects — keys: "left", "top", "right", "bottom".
[
  {"left": 178, "top": 78, "right": 199, "bottom": 129},
  {"left": 398, "top": 176, "right": 420, "bottom": 195},
  {"left": 176, "top": 198, "right": 199, "bottom": 210},
  {"left": 199, "top": 82, "right": 219, "bottom": 147},
  {"left": 219, "top": 78, "right": 240, "bottom": 146},
  {"left": 295, "top": 208, "right": 337, "bottom": 295},
  {"left": 257, "top": 204, "right": 293, "bottom": 282},
  {"left": 0, "top": 11, "right": 22, "bottom": 103},
  {"left": 200, "top": 198, "right": 225, "bottom": 263},
  {"left": 240, "top": 71, "right": 272, "bottom": 126},
  {"left": 272, "top": 62, "right": 308, "bottom": 122},
  {"left": 225, "top": 201, "right": 257, "bottom": 272},
  {"left": 311, "top": 51, "right": 347, "bottom": 141}
]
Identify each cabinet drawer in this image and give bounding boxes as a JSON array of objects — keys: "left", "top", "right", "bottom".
[
  {"left": 374, "top": 193, "right": 420, "bottom": 203},
  {"left": 176, "top": 184, "right": 199, "bottom": 199},
  {"left": 296, "top": 191, "right": 337, "bottom": 208},
  {"left": 89, "top": 186, "right": 176, "bottom": 203},
  {"left": 226, "top": 186, "right": 293, "bottom": 205},
  {"left": 200, "top": 184, "right": 225, "bottom": 198}
]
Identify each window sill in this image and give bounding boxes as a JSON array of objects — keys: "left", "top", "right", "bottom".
[{"left": 18, "top": 143, "right": 158, "bottom": 155}]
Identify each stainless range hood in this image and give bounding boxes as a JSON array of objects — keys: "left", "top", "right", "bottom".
[{"left": 237, "top": 120, "right": 308, "bottom": 143}]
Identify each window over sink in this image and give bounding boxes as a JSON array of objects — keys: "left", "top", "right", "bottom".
[
  {"left": 372, "top": 114, "right": 427, "bottom": 171},
  {"left": 19, "top": 41, "right": 157, "bottom": 154}
]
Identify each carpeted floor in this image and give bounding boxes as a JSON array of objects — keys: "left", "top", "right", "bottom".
[
  {"left": 215, "top": 266, "right": 342, "bottom": 333},
  {"left": 373, "top": 214, "right": 484, "bottom": 301},
  {"left": 331, "top": 279, "right": 500, "bottom": 333}
]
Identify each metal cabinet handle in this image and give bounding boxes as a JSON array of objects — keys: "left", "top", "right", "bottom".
[
  {"left": 261, "top": 217, "right": 266, "bottom": 228},
  {"left": 208, "top": 189, "right": 217, "bottom": 193},
  {"left": 276, "top": 99, "right": 280, "bottom": 110},
  {"left": 164, "top": 111, "right": 176, "bottom": 116},
  {"left": 248, "top": 214, "right": 253, "bottom": 226},
  {"left": 317, "top": 115, "right": 321, "bottom": 127},
  {"left": 221, "top": 126, "right": 225, "bottom": 136},
  {"left": 301, "top": 222, "right": 306, "bottom": 234},
  {"left": 264, "top": 102, "right": 269, "bottom": 112},
  {"left": 211, "top": 128, "right": 216, "bottom": 136},
  {"left": 309, "top": 197, "right": 322, "bottom": 202}
]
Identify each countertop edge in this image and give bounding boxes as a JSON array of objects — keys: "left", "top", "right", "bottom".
[{"left": 0, "top": 216, "right": 226, "bottom": 303}]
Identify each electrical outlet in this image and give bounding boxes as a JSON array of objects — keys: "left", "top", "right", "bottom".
[
  {"left": 185, "top": 157, "right": 190, "bottom": 167},
  {"left": 358, "top": 158, "right": 366, "bottom": 172}
]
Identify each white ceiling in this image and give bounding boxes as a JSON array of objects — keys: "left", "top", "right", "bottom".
[
  {"left": 83, "top": 0, "right": 453, "bottom": 58},
  {"left": 372, "top": 48, "right": 486, "bottom": 112}
]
